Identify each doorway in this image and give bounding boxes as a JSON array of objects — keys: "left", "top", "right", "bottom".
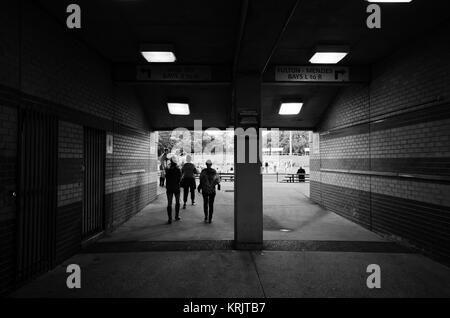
[
  {"left": 262, "top": 130, "right": 313, "bottom": 239},
  {"left": 98, "top": 129, "right": 235, "bottom": 242},
  {"left": 16, "top": 109, "right": 58, "bottom": 282},
  {"left": 82, "top": 127, "right": 106, "bottom": 241}
]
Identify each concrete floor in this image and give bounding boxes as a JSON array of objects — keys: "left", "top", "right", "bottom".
[
  {"left": 10, "top": 181, "right": 450, "bottom": 297},
  {"left": 11, "top": 250, "right": 450, "bottom": 298},
  {"left": 102, "top": 182, "right": 383, "bottom": 242}
]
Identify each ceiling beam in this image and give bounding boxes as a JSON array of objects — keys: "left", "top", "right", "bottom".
[
  {"left": 261, "top": 0, "right": 301, "bottom": 75},
  {"left": 230, "top": 0, "right": 250, "bottom": 126},
  {"left": 233, "top": 0, "right": 299, "bottom": 74},
  {"left": 232, "top": 0, "right": 250, "bottom": 80}
]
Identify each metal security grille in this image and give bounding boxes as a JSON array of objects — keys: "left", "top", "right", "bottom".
[
  {"left": 82, "top": 127, "right": 106, "bottom": 240},
  {"left": 17, "top": 109, "right": 58, "bottom": 283}
]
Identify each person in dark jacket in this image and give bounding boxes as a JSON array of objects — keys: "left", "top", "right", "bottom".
[
  {"left": 181, "top": 155, "right": 198, "bottom": 209},
  {"left": 297, "top": 166, "right": 306, "bottom": 182},
  {"left": 165, "top": 156, "right": 182, "bottom": 224},
  {"left": 197, "top": 160, "right": 220, "bottom": 223},
  {"left": 159, "top": 148, "right": 170, "bottom": 187}
]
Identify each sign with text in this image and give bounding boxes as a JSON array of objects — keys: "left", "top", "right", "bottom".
[
  {"left": 150, "top": 132, "right": 157, "bottom": 155},
  {"left": 106, "top": 134, "right": 113, "bottom": 154},
  {"left": 136, "top": 65, "right": 212, "bottom": 81},
  {"left": 275, "top": 66, "right": 350, "bottom": 82}
]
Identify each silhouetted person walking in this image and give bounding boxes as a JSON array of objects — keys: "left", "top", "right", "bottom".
[
  {"left": 181, "top": 155, "right": 198, "bottom": 209},
  {"left": 159, "top": 148, "right": 170, "bottom": 187},
  {"left": 197, "top": 160, "right": 220, "bottom": 223},
  {"left": 165, "top": 156, "right": 182, "bottom": 224}
]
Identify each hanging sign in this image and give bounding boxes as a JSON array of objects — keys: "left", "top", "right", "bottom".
[
  {"left": 136, "top": 65, "right": 212, "bottom": 81},
  {"left": 275, "top": 66, "right": 350, "bottom": 82}
]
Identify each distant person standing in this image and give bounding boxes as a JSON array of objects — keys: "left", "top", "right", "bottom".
[
  {"left": 181, "top": 155, "right": 198, "bottom": 209},
  {"left": 297, "top": 166, "right": 306, "bottom": 182},
  {"left": 159, "top": 163, "right": 165, "bottom": 186},
  {"left": 264, "top": 162, "right": 269, "bottom": 173},
  {"left": 197, "top": 160, "right": 221, "bottom": 223},
  {"left": 165, "top": 156, "right": 182, "bottom": 224}
]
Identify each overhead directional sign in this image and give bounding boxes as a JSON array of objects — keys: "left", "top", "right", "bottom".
[
  {"left": 275, "top": 66, "right": 350, "bottom": 82},
  {"left": 136, "top": 65, "right": 212, "bottom": 81}
]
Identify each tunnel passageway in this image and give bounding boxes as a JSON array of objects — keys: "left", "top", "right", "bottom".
[{"left": 97, "top": 182, "right": 383, "bottom": 244}]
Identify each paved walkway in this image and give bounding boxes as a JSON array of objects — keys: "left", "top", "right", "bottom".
[
  {"left": 10, "top": 182, "right": 450, "bottom": 297},
  {"left": 11, "top": 250, "right": 450, "bottom": 297},
  {"left": 101, "top": 182, "right": 383, "bottom": 242}
]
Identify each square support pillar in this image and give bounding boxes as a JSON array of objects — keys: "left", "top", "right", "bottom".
[{"left": 234, "top": 73, "right": 263, "bottom": 250}]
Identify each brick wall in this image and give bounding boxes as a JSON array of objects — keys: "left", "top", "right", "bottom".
[
  {"left": 0, "top": 104, "right": 17, "bottom": 294},
  {"left": 0, "top": 1, "right": 19, "bottom": 89},
  {"left": 105, "top": 127, "right": 158, "bottom": 229},
  {"left": 56, "top": 121, "right": 83, "bottom": 263},
  {"left": 310, "top": 23, "right": 450, "bottom": 262},
  {"left": 0, "top": 1, "right": 158, "bottom": 294}
]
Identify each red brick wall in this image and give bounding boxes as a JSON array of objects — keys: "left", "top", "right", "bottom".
[{"left": 310, "top": 23, "right": 450, "bottom": 262}]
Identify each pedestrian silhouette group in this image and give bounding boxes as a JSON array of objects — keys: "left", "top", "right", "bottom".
[{"left": 160, "top": 150, "right": 221, "bottom": 224}]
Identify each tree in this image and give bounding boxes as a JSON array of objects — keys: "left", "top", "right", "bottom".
[
  {"left": 158, "top": 130, "right": 309, "bottom": 156},
  {"left": 278, "top": 131, "right": 309, "bottom": 155},
  {"left": 157, "top": 130, "right": 231, "bottom": 156}
]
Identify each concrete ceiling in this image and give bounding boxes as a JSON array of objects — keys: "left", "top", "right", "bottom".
[
  {"left": 37, "top": 0, "right": 450, "bottom": 130},
  {"left": 135, "top": 83, "right": 232, "bottom": 130}
]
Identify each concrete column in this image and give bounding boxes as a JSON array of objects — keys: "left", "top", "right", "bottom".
[{"left": 234, "top": 73, "right": 263, "bottom": 250}]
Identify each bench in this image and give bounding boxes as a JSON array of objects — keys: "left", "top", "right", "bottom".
[
  {"left": 219, "top": 173, "right": 234, "bottom": 182},
  {"left": 280, "top": 173, "right": 310, "bottom": 183}
]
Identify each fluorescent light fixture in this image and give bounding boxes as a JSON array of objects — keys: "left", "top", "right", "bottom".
[
  {"left": 279, "top": 102, "right": 303, "bottom": 115},
  {"left": 167, "top": 103, "right": 190, "bottom": 115},
  {"left": 140, "top": 44, "right": 176, "bottom": 63},
  {"left": 141, "top": 51, "right": 176, "bottom": 63},
  {"left": 367, "top": 0, "right": 412, "bottom": 2},
  {"left": 309, "top": 45, "right": 349, "bottom": 64},
  {"left": 310, "top": 52, "right": 348, "bottom": 64}
]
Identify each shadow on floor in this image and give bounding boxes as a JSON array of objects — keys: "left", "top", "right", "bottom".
[{"left": 101, "top": 182, "right": 384, "bottom": 243}]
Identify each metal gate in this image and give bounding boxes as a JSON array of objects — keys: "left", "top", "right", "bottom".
[
  {"left": 17, "top": 109, "right": 58, "bottom": 282},
  {"left": 82, "top": 127, "right": 106, "bottom": 240}
]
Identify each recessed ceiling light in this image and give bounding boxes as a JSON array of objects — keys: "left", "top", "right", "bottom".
[
  {"left": 167, "top": 103, "right": 190, "bottom": 115},
  {"left": 141, "top": 51, "right": 176, "bottom": 63},
  {"left": 309, "top": 52, "right": 348, "bottom": 64},
  {"left": 140, "top": 44, "right": 176, "bottom": 63},
  {"left": 279, "top": 103, "right": 303, "bottom": 115},
  {"left": 309, "top": 45, "right": 349, "bottom": 64},
  {"left": 367, "top": 0, "right": 412, "bottom": 2}
]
